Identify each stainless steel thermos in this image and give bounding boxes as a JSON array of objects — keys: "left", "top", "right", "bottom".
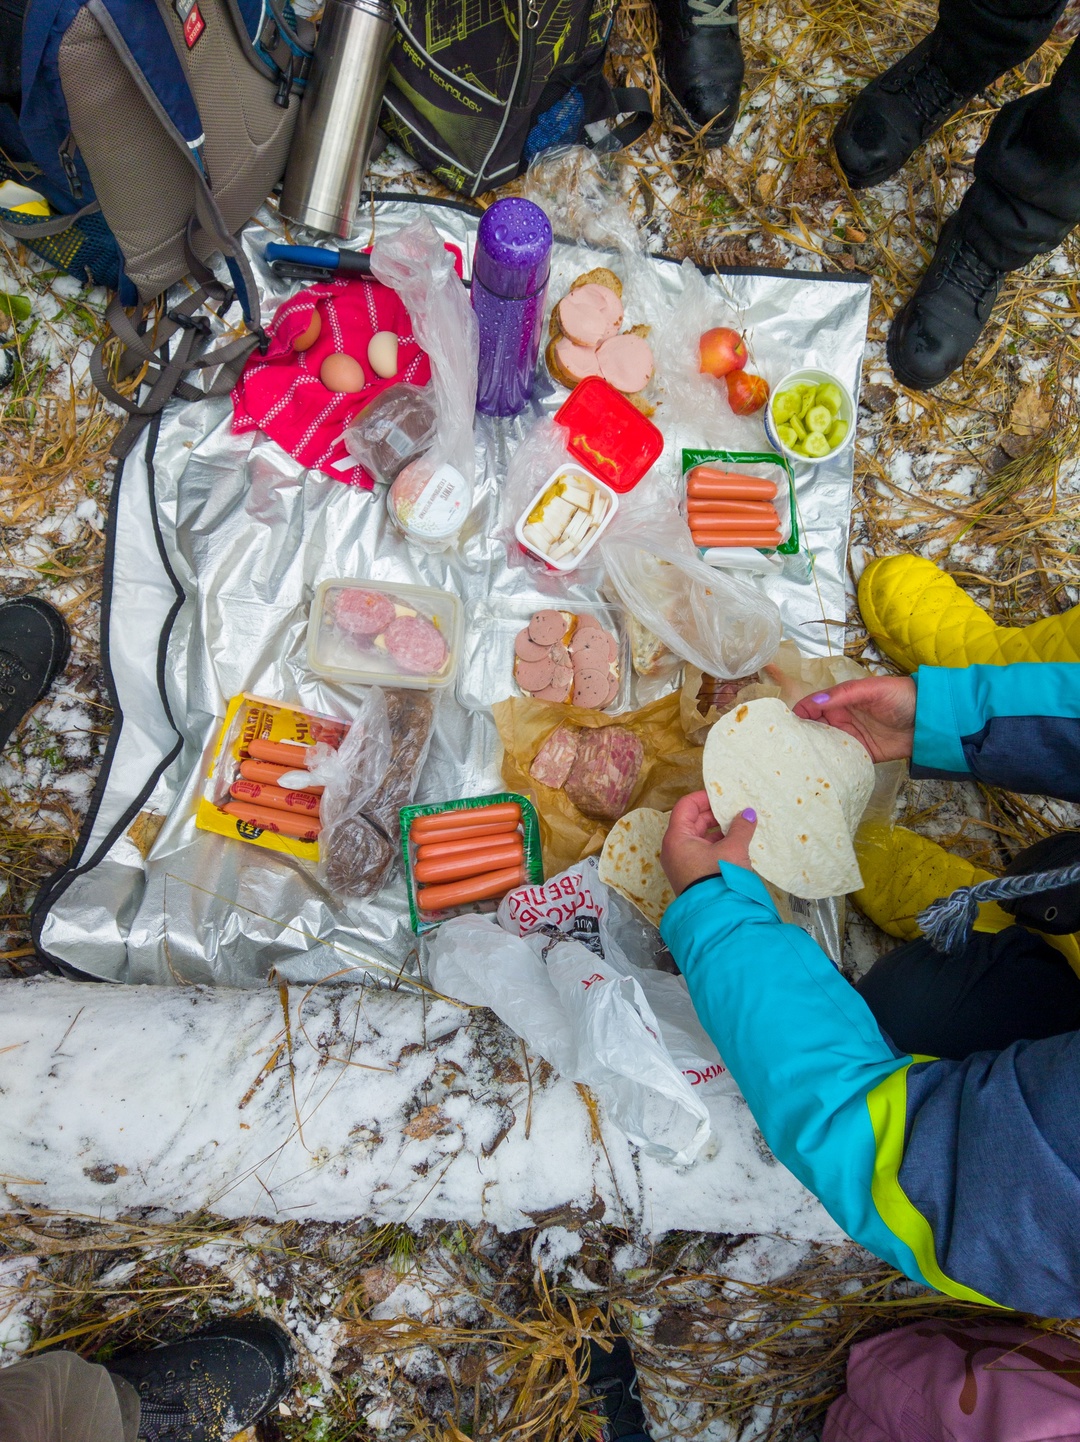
[{"left": 278, "top": 0, "right": 395, "bottom": 240}]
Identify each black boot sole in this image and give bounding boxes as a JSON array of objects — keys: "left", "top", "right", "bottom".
[{"left": 0, "top": 597, "right": 71, "bottom": 753}]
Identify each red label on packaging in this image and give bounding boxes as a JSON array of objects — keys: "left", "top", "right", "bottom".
[{"left": 175, "top": 0, "right": 205, "bottom": 46}]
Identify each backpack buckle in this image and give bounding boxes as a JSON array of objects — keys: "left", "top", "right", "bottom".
[{"left": 168, "top": 309, "right": 212, "bottom": 338}]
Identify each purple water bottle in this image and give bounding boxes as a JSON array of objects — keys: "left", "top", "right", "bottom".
[{"left": 471, "top": 197, "right": 553, "bottom": 417}]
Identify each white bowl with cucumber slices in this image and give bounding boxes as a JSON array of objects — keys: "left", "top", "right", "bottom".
[{"left": 764, "top": 368, "right": 855, "bottom": 466}]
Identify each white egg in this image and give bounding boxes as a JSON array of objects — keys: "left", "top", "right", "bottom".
[{"left": 367, "top": 330, "right": 398, "bottom": 379}]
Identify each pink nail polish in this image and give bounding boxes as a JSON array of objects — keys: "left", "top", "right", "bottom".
[
  {"left": 741, "top": 808, "right": 757, "bottom": 822},
  {"left": 811, "top": 692, "right": 830, "bottom": 703}
]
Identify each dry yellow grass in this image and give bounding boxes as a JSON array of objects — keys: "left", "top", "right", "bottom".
[{"left": 4, "top": 1209, "right": 1076, "bottom": 1440}]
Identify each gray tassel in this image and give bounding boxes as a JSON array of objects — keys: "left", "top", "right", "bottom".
[{"left": 917, "top": 861, "right": 1080, "bottom": 956}]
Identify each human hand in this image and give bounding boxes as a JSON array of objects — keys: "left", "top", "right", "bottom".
[
  {"left": 792, "top": 676, "right": 916, "bottom": 763},
  {"left": 661, "top": 790, "right": 758, "bottom": 895}
]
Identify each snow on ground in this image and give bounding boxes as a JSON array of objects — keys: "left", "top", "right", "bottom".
[{"left": 0, "top": 977, "right": 841, "bottom": 1244}]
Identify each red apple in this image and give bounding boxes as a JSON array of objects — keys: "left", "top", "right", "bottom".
[
  {"left": 726, "top": 370, "right": 769, "bottom": 415},
  {"left": 698, "top": 327, "right": 747, "bottom": 379}
]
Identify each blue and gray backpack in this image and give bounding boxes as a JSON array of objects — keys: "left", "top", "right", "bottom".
[{"left": 0, "top": 0, "right": 311, "bottom": 452}]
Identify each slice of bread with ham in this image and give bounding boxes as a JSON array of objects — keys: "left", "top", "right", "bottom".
[{"left": 546, "top": 268, "right": 654, "bottom": 407}]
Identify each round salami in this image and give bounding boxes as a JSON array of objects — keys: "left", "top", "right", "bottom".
[
  {"left": 333, "top": 588, "right": 396, "bottom": 642},
  {"left": 385, "top": 615, "right": 448, "bottom": 675}
]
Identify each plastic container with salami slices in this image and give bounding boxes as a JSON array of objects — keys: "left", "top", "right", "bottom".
[
  {"left": 515, "top": 377, "right": 662, "bottom": 572},
  {"left": 401, "top": 792, "right": 544, "bottom": 933},
  {"left": 457, "top": 596, "right": 631, "bottom": 714},
  {"left": 306, "top": 578, "right": 462, "bottom": 689}
]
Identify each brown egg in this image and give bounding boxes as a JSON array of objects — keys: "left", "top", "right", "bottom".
[
  {"left": 320, "top": 353, "right": 365, "bottom": 393},
  {"left": 293, "top": 309, "right": 322, "bottom": 351}
]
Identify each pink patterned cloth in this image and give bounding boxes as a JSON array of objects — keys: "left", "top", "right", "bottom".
[{"left": 231, "top": 273, "right": 429, "bottom": 490}]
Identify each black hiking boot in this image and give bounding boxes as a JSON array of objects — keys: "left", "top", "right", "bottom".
[
  {"left": 887, "top": 207, "right": 1008, "bottom": 390},
  {"left": 654, "top": 0, "right": 744, "bottom": 147},
  {"left": 579, "top": 1331, "right": 652, "bottom": 1442},
  {"left": 0, "top": 596, "right": 70, "bottom": 754},
  {"left": 107, "top": 1317, "right": 296, "bottom": 1442},
  {"left": 833, "top": 32, "right": 976, "bottom": 188}
]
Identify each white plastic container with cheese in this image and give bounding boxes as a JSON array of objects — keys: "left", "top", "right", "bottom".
[{"left": 513, "top": 463, "right": 620, "bottom": 572}]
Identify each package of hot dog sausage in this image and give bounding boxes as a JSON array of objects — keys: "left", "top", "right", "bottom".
[
  {"left": 196, "top": 693, "right": 348, "bottom": 860},
  {"left": 401, "top": 792, "right": 544, "bottom": 933},
  {"left": 681, "top": 449, "right": 798, "bottom": 566}
]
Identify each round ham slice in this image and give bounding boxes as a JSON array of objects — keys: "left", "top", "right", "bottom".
[
  {"left": 570, "top": 630, "right": 613, "bottom": 666},
  {"left": 515, "top": 630, "right": 550, "bottom": 663},
  {"left": 528, "top": 610, "right": 567, "bottom": 647},
  {"left": 534, "top": 667, "right": 574, "bottom": 703},
  {"left": 596, "top": 333, "right": 654, "bottom": 394},
  {"left": 553, "top": 337, "right": 601, "bottom": 381},
  {"left": 558, "top": 284, "right": 624, "bottom": 346},
  {"left": 572, "top": 668, "right": 611, "bottom": 709},
  {"left": 515, "top": 657, "right": 555, "bottom": 693}
]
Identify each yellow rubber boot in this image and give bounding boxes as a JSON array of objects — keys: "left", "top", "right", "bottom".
[
  {"left": 853, "top": 824, "right": 1011, "bottom": 940},
  {"left": 858, "top": 555, "right": 1080, "bottom": 672}
]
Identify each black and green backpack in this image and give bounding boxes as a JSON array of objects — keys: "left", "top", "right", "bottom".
[{"left": 382, "top": 0, "right": 653, "bottom": 197}]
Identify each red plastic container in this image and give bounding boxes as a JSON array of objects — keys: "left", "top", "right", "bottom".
[{"left": 554, "top": 376, "right": 664, "bottom": 493}]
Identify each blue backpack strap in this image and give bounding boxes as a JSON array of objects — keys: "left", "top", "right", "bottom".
[{"left": 20, "top": 0, "right": 205, "bottom": 200}]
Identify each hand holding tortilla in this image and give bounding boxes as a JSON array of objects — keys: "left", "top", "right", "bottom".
[
  {"left": 601, "top": 808, "right": 678, "bottom": 925},
  {"left": 792, "top": 675, "right": 916, "bottom": 762},
  {"left": 658, "top": 794, "right": 757, "bottom": 894},
  {"left": 702, "top": 697, "right": 875, "bottom": 899}
]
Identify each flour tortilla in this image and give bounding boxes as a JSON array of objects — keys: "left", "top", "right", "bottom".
[
  {"left": 702, "top": 697, "right": 875, "bottom": 899},
  {"left": 599, "top": 808, "right": 676, "bottom": 927}
]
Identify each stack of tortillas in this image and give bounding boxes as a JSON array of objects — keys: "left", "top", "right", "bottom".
[
  {"left": 702, "top": 697, "right": 875, "bottom": 899},
  {"left": 599, "top": 808, "right": 676, "bottom": 927}
]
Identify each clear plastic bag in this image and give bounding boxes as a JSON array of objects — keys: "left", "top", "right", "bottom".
[
  {"left": 501, "top": 415, "right": 572, "bottom": 540},
  {"left": 342, "top": 219, "right": 478, "bottom": 549},
  {"left": 425, "top": 859, "right": 736, "bottom": 1166},
  {"left": 499, "top": 415, "right": 609, "bottom": 585},
  {"left": 304, "top": 688, "right": 393, "bottom": 896},
  {"left": 650, "top": 260, "right": 767, "bottom": 450},
  {"left": 524, "top": 145, "right": 644, "bottom": 254},
  {"left": 341, "top": 382, "right": 439, "bottom": 486},
  {"left": 600, "top": 498, "right": 782, "bottom": 680}
]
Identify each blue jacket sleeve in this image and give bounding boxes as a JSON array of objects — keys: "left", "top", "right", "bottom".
[
  {"left": 660, "top": 866, "right": 1005, "bottom": 1309},
  {"left": 913, "top": 663, "right": 1080, "bottom": 799},
  {"left": 660, "top": 865, "right": 933, "bottom": 1285}
]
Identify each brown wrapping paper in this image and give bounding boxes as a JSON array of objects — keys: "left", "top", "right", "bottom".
[
  {"left": 493, "top": 693, "right": 704, "bottom": 877},
  {"left": 680, "top": 641, "right": 870, "bottom": 744}
]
